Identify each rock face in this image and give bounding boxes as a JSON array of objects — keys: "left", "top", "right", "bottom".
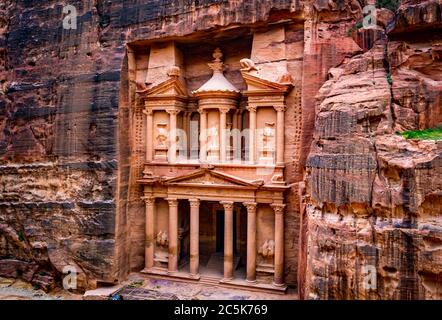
[
  {"left": 301, "top": 0, "right": 442, "bottom": 300},
  {"left": 0, "top": 0, "right": 441, "bottom": 299}
]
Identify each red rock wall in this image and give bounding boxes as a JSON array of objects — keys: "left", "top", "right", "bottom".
[
  {"left": 0, "top": 0, "right": 309, "bottom": 290},
  {"left": 302, "top": 0, "right": 442, "bottom": 300}
]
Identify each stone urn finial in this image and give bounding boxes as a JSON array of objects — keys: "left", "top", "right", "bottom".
[{"left": 208, "top": 48, "right": 224, "bottom": 73}]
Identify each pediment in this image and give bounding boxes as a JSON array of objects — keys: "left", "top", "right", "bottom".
[
  {"left": 141, "top": 77, "right": 188, "bottom": 99},
  {"left": 164, "top": 169, "right": 257, "bottom": 188},
  {"left": 241, "top": 71, "right": 291, "bottom": 94}
]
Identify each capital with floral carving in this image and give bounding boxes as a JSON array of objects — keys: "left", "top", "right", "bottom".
[
  {"left": 189, "top": 199, "right": 200, "bottom": 208},
  {"left": 166, "top": 109, "right": 180, "bottom": 116},
  {"left": 141, "top": 196, "right": 155, "bottom": 206},
  {"left": 219, "top": 107, "right": 230, "bottom": 114},
  {"left": 273, "top": 105, "right": 286, "bottom": 113},
  {"left": 166, "top": 198, "right": 179, "bottom": 207},
  {"left": 244, "top": 202, "right": 257, "bottom": 213},
  {"left": 247, "top": 105, "right": 257, "bottom": 113},
  {"left": 143, "top": 108, "right": 153, "bottom": 116},
  {"left": 220, "top": 201, "right": 234, "bottom": 211},
  {"left": 270, "top": 203, "right": 286, "bottom": 215}
]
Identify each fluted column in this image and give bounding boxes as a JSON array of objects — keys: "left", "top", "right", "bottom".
[
  {"left": 199, "top": 109, "right": 207, "bottom": 162},
  {"left": 271, "top": 203, "right": 285, "bottom": 286},
  {"left": 189, "top": 199, "right": 200, "bottom": 276},
  {"left": 144, "top": 108, "right": 154, "bottom": 162},
  {"left": 247, "top": 106, "right": 256, "bottom": 164},
  {"left": 221, "top": 201, "right": 234, "bottom": 280},
  {"left": 143, "top": 196, "right": 155, "bottom": 270},
  {"left": 245, "top": 202, "right": 257, "bottom": 283},
  {"left": 219, "top": 108, "right": 229, "bottom": 162},
  {"left": 167, "top": 198, "right": 179, "bottom": 273},
  {"left": 274, "top": 105, "right": 286, "bottom": 165},
  {"left": 167, "top": 109, "right": 179, "bottom": 164}
]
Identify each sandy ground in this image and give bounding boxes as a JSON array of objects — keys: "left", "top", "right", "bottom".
[
  {"left": 0, "top": 274, "right": 298, "bottom": 300},
  {"left": 0, "top": 277, "right": 81, "bottom": 300},
  {"left": 114, "top": 273, "right": 298, "bottom": 300}
]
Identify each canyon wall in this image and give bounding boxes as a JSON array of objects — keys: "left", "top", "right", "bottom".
[
  {"left": 302, "top": 0, "right": 442, "bottom": 299},
  {"left": 1, "top": 0, "right": 441, "bottom": 299},
  {"left": 0, "top": 0, "right": 310, "bottom": 291}
]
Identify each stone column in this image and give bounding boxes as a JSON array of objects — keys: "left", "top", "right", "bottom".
[
  {"left": 271, "top": 203, "right": 285, "bottom": 286},
  {"left": 221, "top": 201, "right": 234, "bottom": 280},
  {"left": 219, "top": 108, "right": 229, "bottom": 162},
  {"left": 247, "top": 106, "right": 257, "bottom": 164},
  {"left": 167, "top": 198, "right": 179, "bottom": 273},
  {"left": 189, "top": 199, "right": 200, "bottom": 276},
  {"left": 232, "top": 110, "right": 238, "bottom": 131},
  {"left": 182, "top": 112, "right": 189, "bottom": 159},
  {"left": 144, "top": 108, "right": 154, "bottom": 162},
  {"left": 143, "top": 196, "right": 155, "bottom": 270},
  {"left": 245, "top": 202, "right": 257, "bottom": 283},
  {"left": 199, "top": 109, "right": 207, "bottom": 162},
  {"left": 274, "top": 105, "right": 286, "bottom": 165},
  {"left": 167, "top": 109, "right": 179, "bottom": 163}
]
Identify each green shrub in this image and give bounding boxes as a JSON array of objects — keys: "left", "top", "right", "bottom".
[{"left": 401, "top": 126, "right": 442, "bottom": 140}]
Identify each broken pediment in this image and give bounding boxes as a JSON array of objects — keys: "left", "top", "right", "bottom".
[
  {"left": 241, "top": 70, "right": 293, "bottom": 96},
  {"left": 138, "top": 66, "right": 188, "bottom": 101},
  {"left": 164, "top": 168, "right": 257, "bottom": 188}
]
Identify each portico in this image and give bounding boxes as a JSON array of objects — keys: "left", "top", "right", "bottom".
[{"left": 139, "top": 168, "right": 287, "bottom": 291}]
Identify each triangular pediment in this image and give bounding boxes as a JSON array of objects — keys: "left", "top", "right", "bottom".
[
  {"left": 241, "top": 71, "right": 291, "bottom": 94},
  {"left": 138, "top": 76, "right": 187, "bottom": 100},
  {"left": 164, "top": 168, "right": 257, "bottom": 188}
]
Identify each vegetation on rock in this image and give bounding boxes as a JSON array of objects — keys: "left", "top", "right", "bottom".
[{"left": 401, "top": 126, "right": 442, "bottom": 140}]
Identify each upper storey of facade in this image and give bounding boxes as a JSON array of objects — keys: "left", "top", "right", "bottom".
[{"left": 135, "top": 26, "right": 294, "bottom": 189}]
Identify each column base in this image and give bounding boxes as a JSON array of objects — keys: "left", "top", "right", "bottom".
[
  {"left": 246, "top": 279, "right": 257, "bottom": 284},
  {"left": 272, "top": 281, "right": 286, "bottom": 288},
  {"left": 221, "top": 277, "right": 234, "bottom": 283}
]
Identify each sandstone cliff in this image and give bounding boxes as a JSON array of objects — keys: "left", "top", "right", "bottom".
[{"left": 302, "top": 0, "right": 442, "bottom": 299}]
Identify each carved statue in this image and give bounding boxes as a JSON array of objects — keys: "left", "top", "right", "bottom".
[
  {"left": 263, "top": 122, "right": 275, "bottom": 149},
  {"left": 156, "top": 230, "right": 168, "bottom": 247},
  {"left": 240, "top": 58, "right": 258, "bottom": 72},
  {"left": 258, "top": 240, "right": 275, "bottom": 259},
  {"left": 207, "top": 126, "right": 219, "bottom": 150},
  {"left": 156, "top": 123, "right": 168, "bottom": 148}
]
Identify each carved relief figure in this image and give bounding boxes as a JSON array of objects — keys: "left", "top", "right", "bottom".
[
  {"left": 207, "top": 126, "right": 219, "bottom": 151},
  {"left": 156, "top": 230, "right": 168, "bottom": 247},
  {"left": 156, "top": 123, "right": 168, "bottom": 148},
  {"left": 259, "top": 240, "right": 275, "bottom": 259},
  {"left": 240, "top": 58, "right": 258, "bottom": 72}
]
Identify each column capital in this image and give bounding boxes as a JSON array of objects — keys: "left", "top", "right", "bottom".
[
  {"left": 274, "top": 105, "right": 286, "bottom": 113},
  {"left": 244, "top": 202, "right": 257, "bottom": 213},
  {"left": 219, "top": 107, "right": 230, "bottom": 114},
  {"left": 270, "top": 203, "right": 286, "bottom": 215},
  {"left": 166, "top": 198, "right": 179, "bottom": 207},
  {"left": 220, "top": 201, "right": 234, "bottom": 210},
  {"left": 141, "top": 196, "right": 155, "bottom": 205},
  {"left": 247, "top": 105, "right": 257, "bottom": 113},
  {"left": 198, "top": 108, "right": 207, "bottom": 115},
  {"left": 189, "top": 199, "right": 200, "bottom": 208},
  {"left": 143, "top": 108, "right": 153, "bottom": 116},
  {"left": 166, "top": 109, "right": 180, "bottom": 116}
]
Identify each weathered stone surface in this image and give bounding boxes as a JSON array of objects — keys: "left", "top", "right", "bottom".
[
  {"left": 1, "top": 0, "right": 441, "bottom": 300},
  {"left": 302, "top": 4, "right": 442, "bottom": 298}
]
